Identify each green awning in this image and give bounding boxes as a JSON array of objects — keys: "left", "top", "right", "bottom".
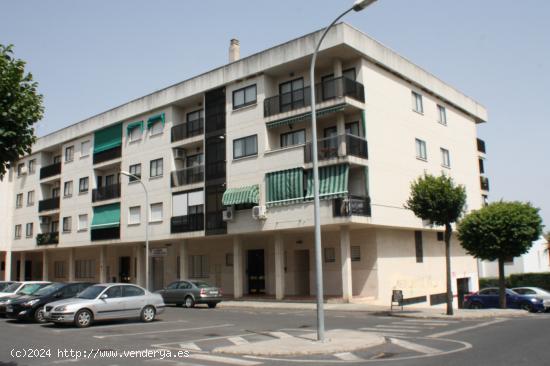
[
  {"left": 91, "top": 203, "right": 121, "bottom": 229},
  {"left": 147, "top": 113, "right": 165, "bottom": 129},
  {"left": 94, "top": 123, "right": 122, "bottom": 153},
  {"left": 126, "top": 121, "right": 144, "bottom": 135},
  {"left": 305, "top": 164, "right": 349, "bottom": 200},
  {"left": 222, "top": 185, "right": 260, "bottom": 206},
  {"left": 266, "top": 168, "right": 304, "bottom": 207},
  {"left": 266, "top": 104, "right": 346, "bottom": 129}
]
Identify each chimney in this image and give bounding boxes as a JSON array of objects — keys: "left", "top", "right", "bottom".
[{"left": 229, "top": 38, "right": 240, "bottom": 62}]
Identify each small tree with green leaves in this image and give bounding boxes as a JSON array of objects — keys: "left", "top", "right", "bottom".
[
  {"left": 0, "top": 44, "right": 44, "bottom": 179},
  {"left": 458, "top": 201, "right": 543, "bottom": 309},
  {"left": 405, "top": 174, "right": 467, "bottom": 315}
]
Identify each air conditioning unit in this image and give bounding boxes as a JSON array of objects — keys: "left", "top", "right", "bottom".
[
  {"left": 222, "top": 206, "right": 234, "bottom": 222},
  {"left": 40, "top": 216, "right": 51, "bottom": 225},
  {"left": 174, "top": 148, "right": 186, "bottom": 160},
  {"left": 252, "top": 205, "right": 267, "bottom": 220}
]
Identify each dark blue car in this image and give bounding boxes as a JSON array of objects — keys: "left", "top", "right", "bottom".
[{"left": 465, "top": 287, "right": 547, "bottom": 312}]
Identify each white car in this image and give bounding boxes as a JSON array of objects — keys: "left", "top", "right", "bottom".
[
  {"left": 512, "top": 287, "right": 550, "bottom": 311},
  {"left": 44, "top": 283, "right": 165, "bottom": 327},
  {"left": 0, "top": 281, "right": 51, "bottom": 297}
]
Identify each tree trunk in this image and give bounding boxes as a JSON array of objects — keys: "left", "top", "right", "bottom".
[
  {"left": 498, "top": 257, "right": 507, "bottom": 309},
  {"left": 445, "top": 223, "right": 454, "bottom": 316}
]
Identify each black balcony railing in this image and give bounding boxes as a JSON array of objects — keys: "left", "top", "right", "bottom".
[
  {"left": 36, "top": 232, "right": 59, "bottom": 246},
  {"left": 91, "top": 226, "right": 120, "bottom": 241},
  {"left": 333, "top": 196, "right": 372, "bottom": 217},
  {"left": 477, "top": 138, "right": 486, "bottom": 154},
  {"left": 93, "top": 146, "right": 122, "bottom": 165},
  {"left": 304, "top": 134, "right": 368, "bottom": 163},
  {"left": 171, "top": 166, "right": 204, "bottom": 187},
  {"left": 40, "top": 162, "right": 61, "bottom": 180},
  {"left": 171, "top": 213, "right": 204, "bottom": 233},
  {"left": 171, "top": 119, "right": 204, "bottom": 142},
  {"left": 480, "top": 176, "right": 490, "bottom": 191},
  {"left": 38, "top": 197, "right": 60, "bottom": 212},
  {"left": 92, "top": 183, "right": 121, "bottom": 202},
  {"left": 264, "top": 76, "right": 365, "bottom": 117}
]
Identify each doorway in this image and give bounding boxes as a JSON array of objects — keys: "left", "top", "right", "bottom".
[
  {"left": 457, "top": 277, "right": 471, "bottom": 309},
  {"left": 119, "top": 256, "right": 131, "bottom": 283},
  {"left": 247, "top": 250, "right": 265, "bottom": 295},
  {"left": 294, "top": 250, "right": 310, "bottom": 295},
  {"left": 152, "top": 257, "right": 164, "bottom": 291}
]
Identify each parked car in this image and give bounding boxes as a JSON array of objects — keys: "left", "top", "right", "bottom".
[
  {"left": 0, "top": 281, "right": 51, "bottom": 317},
  {"left": 157, "top": 280, "right": 222, "bottom": 308},
  {"left": 465, "top": 287, "right": 548, "bottom": 312},
  {"left": 0, "top": 281, "right": 14, "bottom": 292},
  {"left": 44, "top": 283, "right": 165, "bottom": 328},
  {"left": 5, "top": 282, "right": 94, "bottom": 322},
  {"left": 512, "top": 287, "right": 550, "bottom": 312}
]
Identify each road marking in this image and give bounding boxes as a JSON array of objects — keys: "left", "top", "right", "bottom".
[
  {"left": 189, "top": 354, "right": 262, "bottom": 365},
  {"left": 389, "top": 338, "right": 441, "bottom": 354},
  {"left": 360, "top": 327, "right": 420, "bottom": 333},
  {"left": 93, "top": 324, "right": 234, "bottom": 339},
  {"left": 50, "top": 320, "right": 188, "bottom": 332},
  {"left": 334, "top": 352, "right": 364, "bottom": 361},
  {"left": 403, "top": 319, "right": 456, "bottom": 324},
  {"left": 392, "top": 321, "right": 446, "bottom": 327},
  {"left": 428, "top": 318, "right": 507, "bottom": 338},
  {"left": 268, "top": 331, "right": 293, "bottom": 339},
  {"left": 179, "top": 342, "right": 202, "bottom": 351},
  {"left": 377, "top": 324, "right": 431, "bottom": 329},
  {"left": 228, "top": 336, "right": 249, "bottom": 345},
  {"left": 51, "top": 359, "right": 80, "bottom": 364}
]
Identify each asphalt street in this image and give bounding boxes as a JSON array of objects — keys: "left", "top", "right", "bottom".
[{"left": 0, "top": 305, "right": 548, "bottom": 366}]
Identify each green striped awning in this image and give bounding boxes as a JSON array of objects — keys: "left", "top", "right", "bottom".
[
  {"left": 305, "top": 164, "right": 349, "bottom": 200},
  {"left": 91, "top": 203, "right": 121, "bottom": 229},
  {"left": 266, "top": 104, "right": 346, "bottom": 129},
  {"left": 94, "top": 123, "right": 122, "bottom": 153},
  {"left": 222, "top": 185, "right": 260, "bottom": 206},
  {"left": 147, "top": 113, "right": 165, "bottom": 129},
  {"left": 266, "top": 168, "right": 304, "bottom": 207},
  {"left": 126, "top": 121, "right": 144, "bottom": 135}
]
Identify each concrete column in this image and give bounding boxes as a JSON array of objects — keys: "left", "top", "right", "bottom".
[
  {"left": 19, "top": 252, "right": 26, "bottom": 281},
  {"left": 99, "top": 246, "right": 107, "bottom": 283},
  {"left": 233, "top": 236, "right": 243, "bottom": 299},
  {"left": 68, "top": 248, "right": 75, "bottom": 282},
  {"left": 340, "top": 226, "right": 353, "bottom": 302},
  {"left": 136, "top": 244, "right": 143, "bottom": 286},
  {"left": 274, "top": 233, "right": 285, "bottom": 300},
  {"left": 179, "top": 240, "right": 188, "bottom": 279},
  {"left": 336, "top": 113, "right": 347, "bottom": 157},
  {"left": 4, "top": 251, "right": 12, "bottom": 281},
  {"left": 42, "top": 250, "right": 49, "bottom": 281},
  {"left": 333, "top": 58, "right": 343, "bottom": 78}
]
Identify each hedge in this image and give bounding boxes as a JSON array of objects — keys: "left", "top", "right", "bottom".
[{"left": 479, "top": 272, "right": 550, "bottom": 292}]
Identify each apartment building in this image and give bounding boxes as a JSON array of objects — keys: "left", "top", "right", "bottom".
[{"left": 0, "top": 23, "right": 489, "bottom": 307}]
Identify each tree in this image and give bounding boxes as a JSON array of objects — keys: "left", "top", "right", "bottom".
[
  {"left": 0, "top": 44, "right": 44, "bottom": 179},
  {"left": 458, "top": 201, "right": 543, "bottom": 309},
  {"left": 405, "top": 174, "right": 466, "bottom": 315}
]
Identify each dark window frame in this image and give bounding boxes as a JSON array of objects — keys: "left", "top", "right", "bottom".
[
  {"left": 129, "top": 163, "right": 142, "bottom": 182},
  {"left": 233, "top": 135, "right": 258, "bottom": 159},
  {"left": 280, "top": 129, "right": 306, "bottom": 148},
  {"left": 79, "top": 177, "right": 89, "bottom": 193},
  {"left": 232, "top": 84, "right": 257, "bottom": 110},
  {"left": 278, "top": 77, "right": 305, "bottom": 112},
  {"left": 150, "top": 158, "right": 163, "bottom": 178},
  {"left": 415, "top": 231, "right": 423, "bottom": 263}
]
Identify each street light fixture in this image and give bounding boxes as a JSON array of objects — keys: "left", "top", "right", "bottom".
[
  {"left": 309, "top": 0, "right": 377, "bottom": 342},
  {"left": 120, "top": 170, "right": 150, "bottom": 291}
]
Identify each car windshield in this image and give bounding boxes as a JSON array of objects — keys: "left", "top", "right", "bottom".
[
  {"left": 191, "top": 281, "right": 212, "bottom": 288},
  {"left": 19, "top": 283, "right": 47, "bottom": 295},
  {"left": 33, "top": 283, "right": 64, "bottom": 296},
  {"left": 76, "top": 285, "right": 106, "bottom": 299},
  {"left": 2, "top": 282, "right": 21, "bottom": 293},
  {"left": 0, "top": 283, "right": 13, "bottom": 291}
]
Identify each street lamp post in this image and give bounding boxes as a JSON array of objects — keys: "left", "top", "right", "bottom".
[
  {"left": 120, "top": 171, "right": 150, "bottom": 291},
  {"left": 310, "top": 0, "right": 377, "bottom": 342}
]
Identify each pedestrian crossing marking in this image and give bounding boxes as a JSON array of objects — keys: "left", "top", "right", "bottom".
[
  {"left": 360, "top": 327, "right": 420, "bottom": 333},
  {"left": 189, "top": 353, "right": 262, "bottom": 365},
  {"left": 228, "top": 336, "right": 249, "bottom": 345},
  {"left": 389, "top": 338, "right": 441, "bottom": 354},
  {"left": 268, "top": 331, "right": 293, "bottom": 339},
  {"left": 379, "top": 324, "right": 432, "bottom": 329},
  {"left": 179, "top": 342, "right": 202, "bottom": 351},
  {"left": 334, "top": 352, "right": 364, "bottom": 361}
]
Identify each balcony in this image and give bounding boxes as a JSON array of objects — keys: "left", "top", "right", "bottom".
[
  {"left": 171, "top": 213, "right": 204, "bottom": 233},
  {"left": 40, "top": 162, "right": 61, "bottom": 180},
  {"left": 477, "top": 138, "right": 486, "bottom": 154},
  {"left": 264, "top": 76, "right": 365, "bottom": 118},
  {"left": 171, "top": 166, "right": 204, "bottom": 187},
  {"left": 93, "top": 146, "right": 122, "bottom": 165},
  {"left": 36, "top": 232, "right": 59, "bottom": 246},
  {"left": 333, "top": 196, "right": 371, "bottom": 217},
  {"left": 91, "top": 226, "right": 120, "bottom": 241},
  {"left": 480, "top": 176, "right": 490, "bottom": 191},
  {"left": 304, "top": 134, "right": 368, "bottom": 163},
  {"left": 171, "top": 119, "right": 204, "bottom": 142},
  {"left": 92, "top": 183, "right": 121, "bottom": 203},
  {"left": 38, "top": 197, "right": 60, "bottom": 212}
]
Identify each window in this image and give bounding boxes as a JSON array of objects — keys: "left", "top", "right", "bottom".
[
  {"left": 150, "top": 203, "right": 163, "bottom": 222},
  {"left": 25, "top": 223, "right": 33, "bottom": 237},
  {"left": 412, "top": 91, "right": 423, "bottom": 113},
  {"left": 54, "top": 261, "right": 65, "bottom": 278},
  {"left": 105, "top": 174, "right": 115, "bottom": 186},
  {"left": 437, "top": 105, "right": 447, "bottom": 125},
  {"left": 27, "top": 191, "right": 35, "bottom": 206},
  {"left": 150, "top": 158, "right": 163, "bottom": 178},
  {"left": 129, "top": 164, "right": 141, "bottom": 182},
  {"left": 63, "top": 181, "right": 73, "bottom": 197},
  {"left": 232, "top": 84, "right": 257, "bottom": 109},
  {"left": 279, "top": 78, "right": 305, "bottom": 112},
  {"left": 186, "top": 154, "right": 203, "bottom": 168},
  {"left": 482, "top": 194, "right": 489, "bottom": 207},
  {"left": 81, "top": 140, "right": 90, "bottom": 157},
  {"left": 351, "top": 246, "right": 361, "bottom": 262},
  {"left": 415, "top": 138, "right": 427, "bottom": 160},
  {"left": 479, "top": 158, "right": 485, "bottom": 174},
  {"left": 129, "top": 125, "right": 142, "bottom": 142},
  {"left": 345, "top": 122, "right": 360, "bottom": 136},
  {"left": 14, "top": 225, "right": 22, "bottom": 239},
  {"left": 343, "top": 68, "right": 356, "bottom": 81},
  {"left": 150, "top": 121, "right": 163, "bottom": 136},
  {"left": 129, "top": 206, "right": 141, "bottom": 225},
  {"left": 440, "top": 148, "right": 451, "bottom": 168},
  {"left": 28, "top": 159, "right": 36, "bottom": 174},
  {"left": 415, "top": 231, "right": 423, "bottom": 263},
  {"left": 233, "top": 135, "right": 258, "bottom": 159},
  {"left": 324, "top": 247, "right": 336, "bottom": 263},
  {"left": 65, "top": 146, "right": 74, "bottom": 162},
  {"left": 53, "top": 155, "right": 62, "bottom": 164},
  {"left": 75, "top": 260, "right": 96, "bottom": 279},
  {"left": 78, "top": 214, "right": 88, "bottom": 231},
  {"left": 79, "top": 177, "right": 89, "bottom": 193},
  {"left": 52, "top": 187, "right": 60, "bottom": 198},
  {"left": 16, "top": 193, "right": 23, "bottom": 208},
  {"left": 62, "top": 216, "right": 72, "bottom": 233},
  {"left": 280, "top": 129, "right": 306, "bottom": 148},
  {"left": 187, "top": 110, "right": 204, "bottom": 137},
  {"left": 189, "top": 255, "right": 208, "bottom": 278},
  {"left": 226, "top": 253, "right": 233, "bottom": 267},
  {"left": 123, "top": 285, "right": 144, "bottom": 297},
  {"left": 17, "top": 163, "right": 25, "bottom": 177}
]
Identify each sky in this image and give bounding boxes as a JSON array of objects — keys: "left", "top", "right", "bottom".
[{"left": 1, "top": 0, "right": 549, "bottom": 229}]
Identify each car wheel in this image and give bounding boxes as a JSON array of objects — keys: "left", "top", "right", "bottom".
[
  {"left": 184, "top": 296, "right": 195, "bottom": 308},
  {"left": 74, "top": 309, "right": 93, "bottom": 328},
  {"left": 207, "top": 303, "right": 217, "bottom": 309},
  {"left": 469, "top": 302, "right": 483, "bottom": 309},
  {"left": 34, "top": 308, "right": 46, "bottom": 323},
  {"left": 141, "top": 306, "right": 156, "bottom": 322},
  {"left": 520, "top": 303, "right": 534, "bottom": 312}
]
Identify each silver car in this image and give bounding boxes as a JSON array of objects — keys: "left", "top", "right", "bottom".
[{"left": 43, "top": 283, "right": 165, "bottom": 327}]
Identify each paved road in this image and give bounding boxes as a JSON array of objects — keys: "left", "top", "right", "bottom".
[{"left": 0, "top": 306, "right": 548, "bottom": 366}]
